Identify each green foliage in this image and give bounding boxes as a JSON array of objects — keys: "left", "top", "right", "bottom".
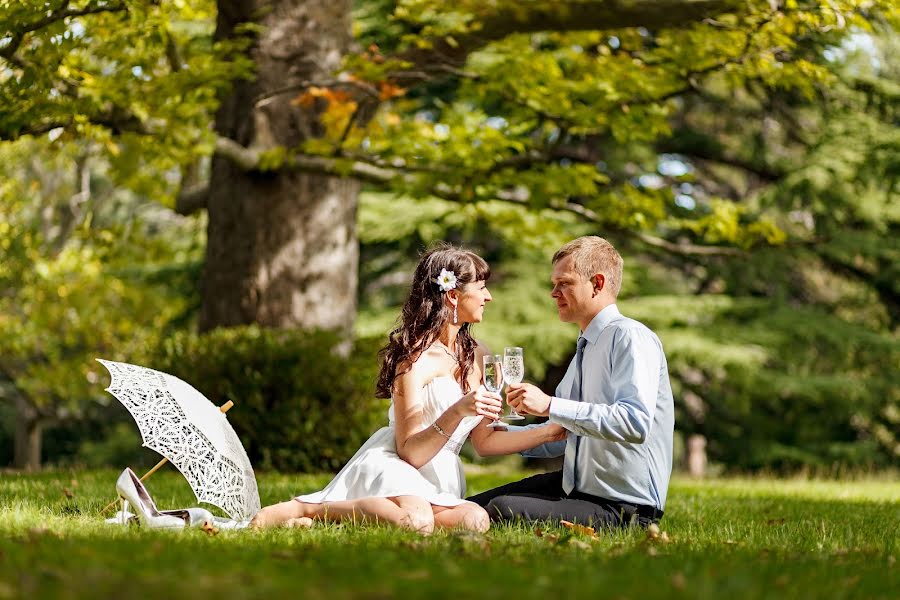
[
  {"left": 2, "top": 1, "right": 898, "bottom": 475},
  {"left": 357, "top": 191, "right": 587, "bottom": 379},
  {"left": 0, "top": 0, "right": 252, "bottom": 204},
  {"left": 0, "top": 136, "right": 204, "bottom": 468},
  {"left": 154, "top": 326, "right": 389, "bottom": 473},
  {"left": 627, "top": 295, "right": 900, "bottom": 470}
]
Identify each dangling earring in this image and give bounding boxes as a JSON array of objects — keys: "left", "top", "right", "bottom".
[{"left": 453, "top": 304, "right": 458, "bottom": 324}]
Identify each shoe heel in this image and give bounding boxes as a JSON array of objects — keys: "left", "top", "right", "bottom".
[{"left": 120, "top": 498, "right": 130, "bottom": 526}]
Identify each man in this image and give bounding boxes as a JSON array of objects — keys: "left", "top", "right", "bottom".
[{"left": 468, "top": 236, "right": 674, "bottom": 528}]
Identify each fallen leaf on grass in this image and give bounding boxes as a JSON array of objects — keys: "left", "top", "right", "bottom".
[
  {"left": 200, "top": 521, "right": 219, "bottom": 536},
  {"left": 644, "top": 524, "right": 672, "bottom": 545},
  {"left": 766, "top": 518, "right": 786, "bottom": 525},
  {"left": 671, "top": 571, "right": 687, "bottom": 590},
  {"left": 62, "top": 487, "right": 74, "bottom": 499},
  {"left": 560, "top": 520, "right": 596, "bottom": 537}
]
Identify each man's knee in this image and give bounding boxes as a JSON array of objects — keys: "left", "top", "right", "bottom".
[{"left": 484, "top": 496, "right": 523, "bottom": 522}]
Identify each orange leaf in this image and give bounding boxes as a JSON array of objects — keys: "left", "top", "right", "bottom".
[
  {"left": 292, "top": 86, "right": 330, "bottom": 108},
  {"left": 560, "top": 520, "right": 596, "bottom": 537},
  {"left": 379, "top": 82, "right": 406, "bottom": 101}
]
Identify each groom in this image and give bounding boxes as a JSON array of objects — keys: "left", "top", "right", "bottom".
[{"left": 468, "top": 236, "right": 674, "bottom": 528}]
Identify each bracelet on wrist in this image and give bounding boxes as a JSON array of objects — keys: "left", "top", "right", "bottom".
[
  {"left": 431, "top": 421, "right": 451, "bottom": 439},
  {"left": 432, "top": 422, "right": 463, "bottom": 454}
]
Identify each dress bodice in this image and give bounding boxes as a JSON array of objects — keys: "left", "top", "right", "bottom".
[{"left": 388, "top": 376, "right": 482, "bottom": 446}]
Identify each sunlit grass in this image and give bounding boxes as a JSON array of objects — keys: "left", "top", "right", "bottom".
[{"left": 0, "top": 467, "right": 897, "bottom": 599}]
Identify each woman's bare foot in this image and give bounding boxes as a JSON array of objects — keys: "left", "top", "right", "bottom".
[
  {"left": 250, "top": 500, "right": 307, "bottom": 528},
  {"left": 285, "top": 517, "right": 314, "bottom": 528}
]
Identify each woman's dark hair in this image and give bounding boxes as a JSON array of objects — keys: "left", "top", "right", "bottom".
[{"left": 375, "top": 243, "right": 491, "bottom": 399}]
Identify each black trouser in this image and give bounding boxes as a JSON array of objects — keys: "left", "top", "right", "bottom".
[{"left": 466, "top": 471, "right": 663, "bottom": 528}]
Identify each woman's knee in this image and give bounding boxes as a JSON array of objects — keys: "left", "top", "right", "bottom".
[
  {"left": 404, "top": 508, "right": 435, "bottom": 534},
  {"left": 394, "top": 497, "right": 435, "bottom": 534},
  {"left": 462, "top": 504, "right": 491, "bottom": 533}
]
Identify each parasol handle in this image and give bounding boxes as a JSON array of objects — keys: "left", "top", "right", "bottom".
[{"left": 101, "top": 400, "right": 235, "bottom": 514}]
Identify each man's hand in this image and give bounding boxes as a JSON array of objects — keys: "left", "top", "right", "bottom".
[
  {"left": 506, "top": 383, "right": 552, "bottom": 417},
  {"left": 542, "top": 423, "right": 568, "bottom": 443}
]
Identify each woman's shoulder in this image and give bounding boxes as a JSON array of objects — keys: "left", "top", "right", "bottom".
[{"left": 395, "top": 345, "right": 454, "bottom": 390}]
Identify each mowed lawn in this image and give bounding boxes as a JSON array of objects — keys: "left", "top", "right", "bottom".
[{"left": 0, "top": 467, "right": 897, "bottom": 599}]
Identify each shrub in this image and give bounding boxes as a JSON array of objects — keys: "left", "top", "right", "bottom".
[{"left": 154, "top": 326, "right": 388, "bottom": 473}]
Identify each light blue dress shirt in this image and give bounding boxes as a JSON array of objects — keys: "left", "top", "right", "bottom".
[{"left": 522, "top": 304, "right": 675, "bottom": 510}]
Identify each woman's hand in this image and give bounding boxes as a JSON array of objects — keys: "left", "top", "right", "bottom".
[{"left": 455, "top": 385, "right": 502, "bottom": 421}]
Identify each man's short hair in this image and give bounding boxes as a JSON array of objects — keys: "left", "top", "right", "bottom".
[{"left": 552, "top": 236, "right": 624, "bottom": 298}]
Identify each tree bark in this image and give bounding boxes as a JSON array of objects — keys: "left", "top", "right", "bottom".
[
  {"left": 201, "top": 0, "right": 359, "bottom": 332},
  {"left": 13, "top": 396, "right": 42, "bottom": 471}
]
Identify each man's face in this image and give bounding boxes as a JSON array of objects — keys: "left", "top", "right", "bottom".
[{"left": 550, "top": 255, "right": 597, "bottom": 328}]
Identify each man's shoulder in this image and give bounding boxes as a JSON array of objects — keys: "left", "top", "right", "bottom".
[{"left": 607, "top": 314, "right": 661, "bottom": 345}]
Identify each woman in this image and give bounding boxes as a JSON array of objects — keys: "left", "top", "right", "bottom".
[{"left": 251, "top": 244, "right": 565, "bottom": 533}]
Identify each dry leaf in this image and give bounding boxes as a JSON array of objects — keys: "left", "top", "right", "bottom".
[
  {"left": 560, "top": 520, "right": 596, "bottom": 537},
  {"left": 671, "top": 572, "right": 687, "bottom": 590},
  {"left": 62, "top": 487, "right": 74, "bottom": 499},
  {"left": 534, "top": 527, "right": 543, "bottom": 538},
  {"left": 378, "top": 82, "right": 405, "bottom": 101},
  {"left": 292, "top": 86, "right": 330, "bottom": 108},
  {"left": 200, "top": 521, "right": 219, "bottom": 536},
  {"left": 646, "top": 523, "right": 661, "bottom": 540}
]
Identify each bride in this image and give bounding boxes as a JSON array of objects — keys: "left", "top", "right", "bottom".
[{"left": 251, "top": 244, "right": 565, "bottom": 533}]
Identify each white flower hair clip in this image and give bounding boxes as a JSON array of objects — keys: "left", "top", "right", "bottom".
[{"left": 434, "top": 269, "right": 457, "bottom": 292}]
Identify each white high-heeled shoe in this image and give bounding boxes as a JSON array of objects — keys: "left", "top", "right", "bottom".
[{"left": 115, "top": 468, "right": 213, "bottom": 529}]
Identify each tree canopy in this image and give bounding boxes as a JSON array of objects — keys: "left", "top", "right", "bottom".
[{"left": 1, "top": 1, "right": 897, "bottom": 470}]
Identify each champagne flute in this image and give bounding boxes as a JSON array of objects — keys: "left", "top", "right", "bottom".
[
  {"left": 502, "top": 347, "right": 526, "bottom": 421},
  {"left": 483, "top": 355, "right": 505, "bottom": 427}
]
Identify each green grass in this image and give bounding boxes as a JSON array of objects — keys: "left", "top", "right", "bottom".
[{"left": 0, "top": 467, "right": 898, "bottom": 599}]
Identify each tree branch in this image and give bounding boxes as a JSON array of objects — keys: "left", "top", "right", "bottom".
[
  {"left": 394, "top": 0, "right": 742, "bottom": 81},
  {"left": 0, "top": 1, "right": 128, "bottom": 61},
  {"left": 213, "top": 135, "right": 746, "bottom": 256}
]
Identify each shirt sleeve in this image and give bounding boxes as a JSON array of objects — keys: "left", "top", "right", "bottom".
[
  {"left": 548, "top": 326, "right": 661, "bottom": 444},
  {"left": 501, "top": 424, "right": 568, "bottom": 458}
]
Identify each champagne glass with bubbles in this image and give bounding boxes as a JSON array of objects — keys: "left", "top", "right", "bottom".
[
  {"left": 501, "top": 347, "right": 526, "bottom": 421},
  {"left": 483, "top": 355, "right": 504, "bottom": 427}
]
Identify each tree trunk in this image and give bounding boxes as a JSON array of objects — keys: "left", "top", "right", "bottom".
[
  {"left": 201, "top": 0, "right": 358, "bottom": 332},
  {"left": 13, "top": 396, "right": 42, "bottom": 471}
]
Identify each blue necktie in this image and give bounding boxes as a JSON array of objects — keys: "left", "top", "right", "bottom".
[{"left": 562, "top": 336, "right": 588, "bottom": 494}]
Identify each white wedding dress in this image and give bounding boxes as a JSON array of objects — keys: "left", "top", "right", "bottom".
[{"left": 296, "top": 376, "right": 482, "bottom": 507}]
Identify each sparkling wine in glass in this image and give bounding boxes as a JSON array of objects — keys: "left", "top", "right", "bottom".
[
  {"left": 483, "top": 355, "right": 505, "bottom": 427},
  {"left": 483, "top": 354, "right": 504, "bottom": 393},
  {"left": 502, "top": 347, "right": 526, "bottom": 421}
]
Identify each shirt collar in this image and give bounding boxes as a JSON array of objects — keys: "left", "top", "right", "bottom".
[{"left": 580, "top": 304, "right": 620, "bottom": 345}]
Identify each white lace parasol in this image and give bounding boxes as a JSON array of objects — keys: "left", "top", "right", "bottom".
[{"left": 97, "top": 359, "right": 261, "bottom": 521}]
